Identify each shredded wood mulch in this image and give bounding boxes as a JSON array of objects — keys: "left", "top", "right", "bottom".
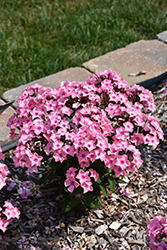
[{"left": 1, "top": 80, "right": 167, "bottom": 250}]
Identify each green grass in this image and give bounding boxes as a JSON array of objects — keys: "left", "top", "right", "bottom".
[{"left": 0, "top": 0, "right": 167, "bottom": 96}]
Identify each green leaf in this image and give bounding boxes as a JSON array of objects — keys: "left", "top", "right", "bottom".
[
  {"left": 60, "top": 197, "right": 80, "bottom": 212},
  {"left": 95, "top": 191, "right": 102, "bottom": 205},
  {"left": 99, "top": 184, "right": 108, "bottom": 197},
  {"left": 108, "top": 178, "right": 116, "bottom": 192},
  {"left": 117, "top": 179, "right": 127, "bottom": 184},
  {"left": 96, "top": 177, "right": 101, "bottom": 184},
  {"left": 82, "top": 193, "right": 100, "bottom": 209}
]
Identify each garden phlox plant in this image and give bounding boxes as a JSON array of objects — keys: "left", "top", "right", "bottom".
[
  {"left": 7, "top": 69, "right": 164, "bottom": 211},
  {"left": 0, "top": 147, "right": 20, "bottom": 232},
  {"left": 147, "top": 216, "right": 167, "bottom": 250}
]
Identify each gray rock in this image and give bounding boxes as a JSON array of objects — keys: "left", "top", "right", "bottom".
[
  {"left": 119, "top": 226, "right": 132, "bottom": 237},
  {"left": 83, "top": 40, "right": 167, "bottom": 86},
  {"left": 2, "top": 67, "right": 92, "bottom": 108},
  {"left": 160, "top": 162, "right": 167, "bottom": 173},
  {"left": 93, "top": 209, "right": 104, "bottom": 219},
  {"left": 69, "top": 225, "right": 84, "bottom": 233},
  {"left": 132, "top": 245, "right": 141, "bottom": 250},
  {"left": 155, "top": 30, "right": 167, "bottom": 44},
  {"left": 85, "top": 234, "right": 97, "bottom": 248},
  {"left": 0, "top": 99, "right": 16, "bottom": 147},
  {"left": 95, "top": 224, "right": 108, "bottom": 235}
]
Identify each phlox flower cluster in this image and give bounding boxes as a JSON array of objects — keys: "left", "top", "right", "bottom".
[
  {"left": 7, "top": 69, "right": 163, "bottom": 196},
  {"left": 147, "top": 216, "right": 167, "bottom": 250},
  {"left": 0, "top": 147, "right": 20, "bottom": 233}
]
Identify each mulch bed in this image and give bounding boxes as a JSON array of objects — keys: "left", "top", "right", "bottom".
[{"left": 0, "top": 80, "right": 167, "bottom": 250}]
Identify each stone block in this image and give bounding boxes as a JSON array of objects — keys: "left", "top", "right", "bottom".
[
  {"left": 155, "top": 31, "right": 167, "bottom": 44},
  {"left": 0, "top": 99, "right": 16, "bottom": 146},
  {"left": 82, "top": 40, "right": 167, "bottom": 86}
]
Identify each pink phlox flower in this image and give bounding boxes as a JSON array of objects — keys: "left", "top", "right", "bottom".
[
  {"left": 88, "top": 150, "right": 96, "bottom": 163},
  {"left": 44, "top": 100, "right": 55, "bottom": 111},
  {"left": 64, "top": 176, "right": 79, "bottom": 193},
  {"left": 72, "top": 111, "right": 82, "bottom": 125},
  {"left": 47, "top": 112, "right": 61, "bottom": 126},
  {"left": 63, "top": 145, "right": 76, "bottom": 157},
  {"left": 66, "top": 167, "right": 77, "bottom": 178},
  {"left": 105, "top": 103, "right": 119, "bottom": 118},
  {"left": 3, "top": 201, "right": 20, "bottom": 220},
  {"left": 89, "top": 169, "right": 99, "bottom": 182},
  {"left": 80, "top": 180, "right": 93, "bottom": 193},
  {"left": 64, "top": 86, "right": 74, "bottom": 97},
  {"left": 45, "top": 143, "right": 53, "bottom": 155},
  {"left": 96, "top": 137, "right": 108, "bottom": 151},
  {"left": 114, "top": 127, "right": 129, "bottom": 141},
  {"left": 61, "top": 106, "right": 73, "bottom": 116},
  {"left": 76, "top": 169, "right": 90, "bottom": 185},
  {"left": 130, "top": 133, "right": 144, "bottom": 146},
  {"left": 147, "top": 216, "right": 163, "bottom": 239},
  {"left": 79, "top": 116, "right": 93, "bottom": 126},
  {"left": 148, "top": 102, "right": 156, "bottom": 112},
  {"left": 138, "top": 93, "right": 149, "bottom": 102},
  {"left": 101, "top": 79, "right": 112, "bottom": 91},
  {"left": 77, "top": 149, "right": 89, "bottom": 163},
  {"left": 132, "top": 153, "right": 143, "bottom": 169},
  {"left": 133, "top": 102, "right": 144, "bottom": 112},
  {"left": 115, "top": 155, "right": 129, "bottom": 170},
  {"left": 123, "top": 121, "right": 134, "bottom": 133},
  {"left": 79, "top": 158, "right": 90, "bottom": 168},
  {"left": 149, "top": 135, "right": 160, "bottom": 149},
  {"left": 31, "top": 107, "right": 43, "bottom": 120},
  {"left": 160, "top": 216, "right": 167, "bottom": 229},
  {"left": 59, "top": 148, "right": 67, "bottom": 163},
  {"left": 72, "top": 102, "right": 81, "bottom": 109},
  {"left": 73, "top": 137, "right": 84, "bottom": 149},
  {"left": 33, "top": 119, "right": 45, "bottom": 135},
  {"left": 21, "top": 122, "right": 33, "bottom": 134},
  {"left": 30, "top": 152, "right": 43, "bottom": 168},
  {"left": 65, "top": 132, "right": 75, "bottom": 141},
  {"left": 10, "top": 128, "right": 17, "bottom": 139},
  {"left": 100, "top": 117, "right": 113, "bottom": 136},
  {"left": 113, "top": 166, "right": 126, "bottom": 177},
  {"left": 53, "top": 139, "right": 64, "bottom": 150},
  {"left": 19, "top": 131, "right": 34, "bottom": 144},
  {"left": 83, "top": 139, "right": 96, "bottom": 152},
  {"left": 0, "top": 218, "right": 10, "bottom": 232},
  {"left": 117, "top": 93, "right": 128, "bottom": 104},
  {"left": 0, "top": 163, "right": 10, "bottom": 178},
  {"left": 104, "top": 155, "right": 116, "bottom": 169},
  {"left": 94, "top": 148, "right": 106, "bottom": 162},
  {"left": 133, "top": 115, "right": 143, "bottom": 126},
  {"left": 59, "top": 120, "right": 70, "bottom": 130},
  {"left": 127, "top": 107, "right": 137, "bottom": 118},
  {"left": 109, "top": 92, "right": 119, "bottom": 103},
  {"left": 79, "top": 107, "right": 92, "bottom": 115},
  {"left": 0, "top": 175, "right": 7, "bottom": 190}
]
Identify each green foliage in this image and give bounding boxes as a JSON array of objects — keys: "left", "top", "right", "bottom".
[
  {"left": 36, "top": 155, "right": 126, "bottom": 212},
  {"left": 0, "top": 0, "right": 167, "bottom": 95}
]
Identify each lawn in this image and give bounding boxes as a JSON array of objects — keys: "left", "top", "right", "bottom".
[{"left": 0, "top": 0, "right": 167, "bottom": 96}]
